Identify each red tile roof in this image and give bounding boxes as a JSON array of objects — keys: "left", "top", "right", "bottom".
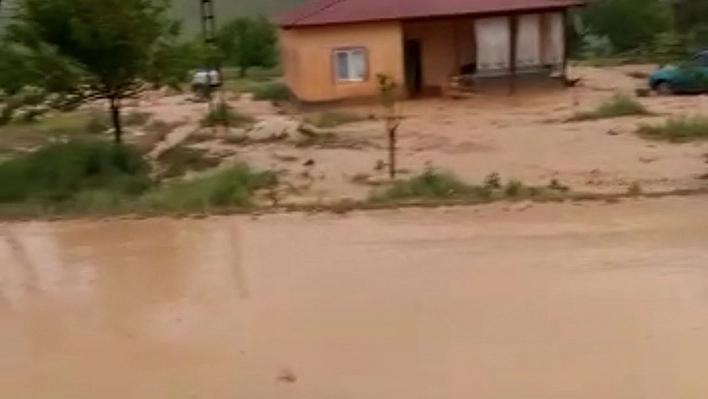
[{"left": 280, "top": 0, "right": 585, "bottom": 28}]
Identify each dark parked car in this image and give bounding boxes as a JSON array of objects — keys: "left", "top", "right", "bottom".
[{"left": 649, "top": 50, "right": 708, "bottom": 94}]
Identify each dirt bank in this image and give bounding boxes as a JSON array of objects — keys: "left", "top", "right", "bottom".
[{"left": 2, "top": 197, "right": 708, "bottom": 398}]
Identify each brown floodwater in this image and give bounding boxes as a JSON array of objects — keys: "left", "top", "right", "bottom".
[{"left": 2, "top": 197, "right": 708, "bottom": 398}]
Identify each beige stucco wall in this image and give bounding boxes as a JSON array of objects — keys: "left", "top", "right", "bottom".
[
  {"left": 279, "top": 22, "right": 405, "bottom": 102},
  {"left": 403, "top": 19, "right": 476, "bottom": 90}
]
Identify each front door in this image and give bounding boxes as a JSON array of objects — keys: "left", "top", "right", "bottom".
[{"left": 404, "top": 39, "right": 423, "bottom": 96}]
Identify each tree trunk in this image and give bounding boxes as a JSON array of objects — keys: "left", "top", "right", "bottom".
[
  {"left": 239, "top": 66, "right": 248, "bottom": 78},
  {"left": 387, "top": 119, "right": 398, "bottom": 179},
  {"left": 109, "top": 96, "right": 122, "bottom": 143}
]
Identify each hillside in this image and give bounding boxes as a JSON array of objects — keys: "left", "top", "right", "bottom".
[
  {"left": 172, "top": 0, "right": 307, "bottom": 34},
  {"left": 1, "top": 0, "right": 308, "bottom": 35}
]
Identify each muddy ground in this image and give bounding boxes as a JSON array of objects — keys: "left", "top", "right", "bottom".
[
  {"left": 2, "top": 196, "right": 708, "bottom": 398},
  {"left": 114, "top": 65, "right": 708, "bottom": 204}
]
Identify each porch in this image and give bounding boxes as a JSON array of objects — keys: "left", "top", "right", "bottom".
[{"left": 401, "top": 12, "right": 567, "bottom": 98}]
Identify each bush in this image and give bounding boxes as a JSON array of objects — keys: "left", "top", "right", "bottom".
[
  {"left": 200, "top": 102, "right": 254, "bottom": 128},
  {"left": 483, "top": 172, "right": 502, "bottom": 189},
  {"left": 0, "top": 141, "right": 150, "bottom": 204},
  {"left": 504, "top": 180, "right": 524, "bottom": 197},
  {"left": 141, "top": 164, "right": 277, "bottom": 211},
  {"left": 369, "top": 169, "right": 568, "bottom": 203},
  {"left": 370, "top": 168, "right": 478, "bottom": 201},
  {"left": 636, "top": 116, "right": 708, "bottom": 142},
  {"left": 581, "top": 0, "right": 674, "bottom": 53},
  {"left": 570, "top": 93, "right": 650, "bottom": 121},
  {"left": 250, "top": 82, "right": 290, "bottom": 101},
  {"left": 0, "top": 104, "right": 15, "bottom": 126}
]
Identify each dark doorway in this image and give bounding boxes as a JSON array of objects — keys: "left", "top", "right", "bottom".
[{"left": 404, "top": 39, "right": 422, "bottom": 96}]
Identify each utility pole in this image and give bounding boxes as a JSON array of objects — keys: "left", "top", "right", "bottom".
[{"left": 199, "top": 0, "right": 222, "bottom": 114}]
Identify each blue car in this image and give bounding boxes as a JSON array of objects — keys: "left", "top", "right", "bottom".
[{"left": 649, "top": 50, "right": 708, "bottom": 95}]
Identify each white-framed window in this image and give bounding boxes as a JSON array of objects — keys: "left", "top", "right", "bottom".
[{"left": 333, "top": 48, "right": 367, "bottom": 82}]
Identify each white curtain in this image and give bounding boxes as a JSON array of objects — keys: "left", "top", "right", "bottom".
[
  {"left": 516, "top": 14, "right": 541, "bottom": 68},
  {"left": 475, "top": 17, "right": 510, "bottom": 74},
  {"left": 542, "top": 12, "right": 564, "bottom": 67}
]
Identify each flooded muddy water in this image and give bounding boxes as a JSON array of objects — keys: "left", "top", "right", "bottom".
[{"left": 2, "top": 197, "right": 708, "bottom": 398}]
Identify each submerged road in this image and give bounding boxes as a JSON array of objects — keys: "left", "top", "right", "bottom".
[{"left": 2, "top": 197, "right": 708, "bottom": 398}]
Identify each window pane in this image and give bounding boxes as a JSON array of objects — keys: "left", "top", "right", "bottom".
[
  {"left": 351, "top": 50, "right": 366, "bottom": 80},
  {"left": 336, "top": 52, "right": 350, "bottom": 80}
]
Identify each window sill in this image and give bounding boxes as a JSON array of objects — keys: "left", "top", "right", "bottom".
[{"left": 336, "top": 79, "right": 367, "bottom": 84}]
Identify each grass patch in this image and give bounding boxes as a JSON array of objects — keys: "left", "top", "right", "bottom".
[
  {"left": 0, "top": 110, "right": 113, "bottom": 153},
  {"left": 140, "top": 164, "right": 278, "bottom": 212},
  {"left": 85, "top": 112, "right": 112, "bottom": 135},
  {"left": 306, "top": 111, "right": 364, "bottom": 128},
  {"left": 0, "top": 140, "right": 280, "bottom": 217},
  {"left": 0, "top": 141, "right": 151, "bottom": 206},
  {"left": 369, "top": 169, "right": 489, "bottom": 201},
  {"left": 200, "top": 102, "right": 254, "bottom": 128},
  {"left": 221, "top": 66, "right": 281, "bottom": 81},
  {"left": 370, "top": 169, "right": 568, "bottom": 203},
  {"left": 123, "top": 110, "right": 152, "bottom": 126},
  {"left": 636, "top": 116, "right": 708, "bottom": 143},
  {"left": 250, "top": 82, "right": 291, "bottom": 101},
  {"left": 156, "top": 146, "right": 221, "bottom": 179},
  {"left": 570, "top": 93, "right": 650, "bottom": 121}
]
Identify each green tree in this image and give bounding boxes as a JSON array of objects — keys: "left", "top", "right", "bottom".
[
  {"left": 673, "top": 0, "right": 708, "bottom": 48},
  {"left": 217, "top": 16, "right": 277, "bottom": 77},
  {"left": 0, "top": 42, "right": 83, "bottom": 96},
  {"left": 6, "top": 0, "right": 181, "bottom": 143},
  {"left": 582, "top": 0, "right": 674, "bottom": 53}
]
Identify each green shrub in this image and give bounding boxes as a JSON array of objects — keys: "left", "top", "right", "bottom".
[
  {"left": 483, "top": 172, "right": 502, "bottom": 189},
  {"left": 636, "top": 116, "right": 708, "bottom": 142},
  {"left": 504, "top": 179, "right": 525, "bottom": 197},
  {"left": 369, "top": 169, "right": 566, "bottom": 203},
  {"left": 0, "top": 104, "right": 15, "bottom": 125},
  {"left": 0, "top": 141, "right": 150, "bottom": 204},
  {"left": 370, "top": 169, "right": 475, "bottom": 201},
  {"left": 570, "top": 93, "right": 650, "bottom": 121},
  {"left": 70, "top": 189, "right": 127, "bottom": 213},
  {"left": 251, "top": 82, "right": 290, "bottom": 101},
  {"left": 200, "top": 102, "right": 254, "bottom": 128},
  {"left": 141, "top": 164, "right": 277, "bottom": 211}
]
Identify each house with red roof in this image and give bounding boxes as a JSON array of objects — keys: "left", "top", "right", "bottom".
[{"left": 278, "top": 0, "right": 584, "bottom": 102}]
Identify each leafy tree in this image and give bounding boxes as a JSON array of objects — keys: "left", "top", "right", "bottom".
[
  {"left": 217, "top": 16, "right": 277, "bottom": 77},
  {"left": 0, "top": 42, "right": 82, "bottom": 96},
  {"left": 5, "top": 0, "right": 181, "bottom": 143},
  {"left": 145, "top": 39, "right": 209, "bottom": 91},
  {"left": 652, "top": 31, "right": 690, "bottom": 65},
  {"left": 581, "top": 0, "right": 673, "bottom": 53},
  {"left": 673, "top": 0, "right": 708, "bottom": 48}
]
